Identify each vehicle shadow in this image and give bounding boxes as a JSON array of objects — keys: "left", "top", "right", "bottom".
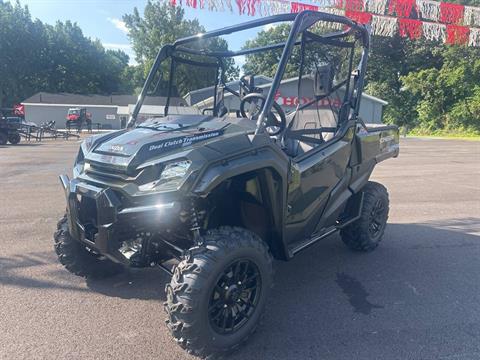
[
  {"left": 87, "top": 218, "right": 480, "bottom": 359},
  {"left": 229, "top": 218, "right": 480, "bottom": 360},
  {"left": 0, "top": 250, "right": 170, "bottom": 300},
  {"left": 86, "top": 267, "right": 171, "bottom": 301},
  {"left": 0, "top": 251, "right": 90, "bottom": 293},
  {"left": 0, "top": 219, "right": 479, "bottom": 359}
]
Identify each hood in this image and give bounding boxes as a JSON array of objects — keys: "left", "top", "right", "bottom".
[{"left": 86, "top": 115, "right": 255, "bottom": 169}]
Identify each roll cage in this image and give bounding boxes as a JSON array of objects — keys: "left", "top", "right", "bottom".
[{"left": 128, "top": 10, "right": 370, "bottom": 138}]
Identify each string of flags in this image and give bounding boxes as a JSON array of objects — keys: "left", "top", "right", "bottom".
[{"left": 167, "top": 0, "right": 480, "bottom": 47}]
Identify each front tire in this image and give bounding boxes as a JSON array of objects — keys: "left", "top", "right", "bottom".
[
  {"left": 165, "top": 227, "right": 273, "bottom": 358},
  {"left": 54, "top": 215, "right": 123, "bottom": 278},
  {"left": 340, "top": 181, "right": 389, "bottom": 252}
]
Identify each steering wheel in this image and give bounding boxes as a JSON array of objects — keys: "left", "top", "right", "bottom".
[{"left": 240, "top": 93, "right": 287, "bottom": 136}]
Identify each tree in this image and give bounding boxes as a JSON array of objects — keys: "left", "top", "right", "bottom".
[
  {"left": 123, "top": 1, "right": 239, "bottom": 97},
  {"left": 401, "top": 47, "right": 480, "bottom": 132},
  {"left": 0, "top": 0, "right": 131, "bottom": 108},
  {"left": 242, "top": 4, "right": 480, "bottom": 133},
  {"left": 243, "top": 24, "right": 295, "bottom": 78}
]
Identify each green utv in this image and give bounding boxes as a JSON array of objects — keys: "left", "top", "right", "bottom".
[{"left": 54, "top": 11, "right": 399, "bottom": 357}]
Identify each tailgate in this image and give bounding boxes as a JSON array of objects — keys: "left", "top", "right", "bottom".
[{"left": 356, "top": 124, "right": 399, "bottom": 164}]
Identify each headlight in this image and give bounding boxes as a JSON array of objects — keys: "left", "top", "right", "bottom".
[
  {"left": 73, "top": 139, "right": 94, "bottom": 178},
  {"left": 82, "top": 136, "right": 95, "bottom": 153},
  {"left": 138, "top": 160, "right": 191, "bottom": 192},
  {"left": 73, "top": 147, "right": 85, "bottom": 178}
]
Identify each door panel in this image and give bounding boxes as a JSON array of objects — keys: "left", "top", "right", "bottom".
[{"left": 285, "top": 128, "right": 353, "bottom": 246}]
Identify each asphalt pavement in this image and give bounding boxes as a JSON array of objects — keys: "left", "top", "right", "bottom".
[{"left": 0, "top": 137, "right": 479, "bottom": 360}]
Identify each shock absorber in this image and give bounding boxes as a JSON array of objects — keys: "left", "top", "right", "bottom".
[{"left": 189, "top": 198, "right": 203, "bottom": 246}]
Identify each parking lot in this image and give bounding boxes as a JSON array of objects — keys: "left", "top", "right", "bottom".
[{"left": 1, "top": 137, "right": 479, "bottom": 360}]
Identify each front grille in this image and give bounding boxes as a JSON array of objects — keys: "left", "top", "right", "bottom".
[{"left": 86, "top": 162, "right": 162, "bottom": 186}]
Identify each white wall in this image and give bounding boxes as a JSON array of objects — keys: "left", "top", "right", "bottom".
[{"left": 24, "top": 105, "right": 121, "bottom": 129}]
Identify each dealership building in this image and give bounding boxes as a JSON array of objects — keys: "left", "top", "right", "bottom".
[
  {"left": 186, "top": 75, "right": 388, "bottom": 124},
  {"left": 22, "top": 78, "right": 387, "bottom": 129},
  {"left": 22, "top": 93, "right": 188, "bottom": 129}
]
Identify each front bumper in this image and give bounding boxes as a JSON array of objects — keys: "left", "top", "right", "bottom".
[{"left": 59, "top": 174, "right": 177, "bottom": 264}]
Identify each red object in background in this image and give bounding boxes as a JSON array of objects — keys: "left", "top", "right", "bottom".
[
  {"left": 346, "top": 10, "right": 373, "bottom": 24},
  {"left": 186, "top": 0, "right": 197, "bottom": 8},
  {"left": 399, "top": 18, "right": 423, "bottom": 39},
  {"left": 335, "top": 0, "right": 344, "bottom": 9},
  {"left": 236, "top": 0, "right": 259, "bottom": 15},
  {"left": 345, "top": 0, "right": 364, "bottom": 12},
  {"left": 247, "top": 0, "right": 260, "bottom": 15},
  {"left": 446, "top": 25, "right": 470, "bottom": 44},
  {"left": 290, "top": 1, "right": 318, "bottom": 13},
  {"left": 388, "top": 0, "right": 417, "bottom": 18},
  {"left": 13, "top": 104, "right": 25, "bottom": 116},
  {"left": 440, "top": 3, "right": 464, "bottom": 24}
]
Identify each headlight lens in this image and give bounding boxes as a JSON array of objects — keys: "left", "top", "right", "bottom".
[
  {"left": 73, "top": 139, "right": 94, "bottom": 178},
  {"left": 73, "top": 147, "right": 85, "bottom": 178},
  {"left": 82, "top": 136, "right": 95, "bottom": 153},
  {"left": 161, "top": 161, "right": 191, "bottom": 182},
  {"left": 138, "top": 160, "right": 191, "bottom": 192}
]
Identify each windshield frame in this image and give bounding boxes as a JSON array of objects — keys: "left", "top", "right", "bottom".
[{"left": 128, "top": 10, "right": 370, "bottom": 136}]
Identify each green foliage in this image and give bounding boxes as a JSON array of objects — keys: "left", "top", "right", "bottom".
[
  {"left": 242, "top": 19, "right": 480, "bottom": 133},
  {"left": 401, "top": 46, "right": 480, "bottom": 132},
  {"left": 123, "top": 1, "right": 239, "bottom": 96},
  {"left": 0, "top": 0, "right": 132, "bottom": 107},
  {"left": 242, "top": 24, "right": 354, "bottom": 81},
  {"left": 243, "top": 24, "right": 296, "bottom": 78}
]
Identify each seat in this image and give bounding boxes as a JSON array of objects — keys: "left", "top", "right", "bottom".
[{"left": 283, "top": 109, "right": 337, "bottom": 157}]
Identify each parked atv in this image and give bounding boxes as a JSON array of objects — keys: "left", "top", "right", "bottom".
[
  {"left": 54, "top": 11, "right": 399, "bottom": 358},
  {"left": 66, "top": 107, "right": 91, "bottom": 132},
  {"left": 0, "top": 116, "right": 22, "bottom": 145}
]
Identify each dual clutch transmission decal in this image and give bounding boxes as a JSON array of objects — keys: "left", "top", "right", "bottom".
[
  {"left": 148, "top": 129, "right": 224, "bottom": 152},
  {"left": 135, "top": 128, "right": 226, "bottom": 162}
]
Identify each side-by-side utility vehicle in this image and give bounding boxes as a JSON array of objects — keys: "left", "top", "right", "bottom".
[{"left": 54, "top": 11, "right": 399, "bottom": 358}]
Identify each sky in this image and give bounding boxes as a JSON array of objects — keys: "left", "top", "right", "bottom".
[{"left": 9, "top": 0, "right": 270, "bottom": 66}]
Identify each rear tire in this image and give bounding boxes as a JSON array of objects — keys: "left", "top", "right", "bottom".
[
  {"left": 340, "top": 181, "right": 389, "bottom": 252},
  {"left": 8, "top": 133, "right": 21, "bottom": 144},
  {"left": 165, "top": 227, "right": 273, "bottom": 358},
  {"left": 54, "top": 215, "right": 123, "bottom": 278}
]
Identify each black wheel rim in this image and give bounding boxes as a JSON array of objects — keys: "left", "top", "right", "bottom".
[
  {"left": 369, "top": 199, "right": 387, "bottom": 238},
  {"left": 208, "top": 259, "right": 261, "bottom": 335}
]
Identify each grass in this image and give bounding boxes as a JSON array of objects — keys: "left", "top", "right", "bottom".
[{"left": 404, "top": 128, "right": 480, "bottom": 141}]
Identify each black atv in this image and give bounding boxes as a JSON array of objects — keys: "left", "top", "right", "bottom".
[{"left": 54, "top": 11, "right": 399, "bottom": 358}]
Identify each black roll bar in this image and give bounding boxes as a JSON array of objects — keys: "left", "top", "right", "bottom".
[{"left": 127, "top": 10, "right": 369, "bottom": 129}]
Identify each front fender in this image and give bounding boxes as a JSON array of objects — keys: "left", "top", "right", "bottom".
[
  {"left": 192, "top": 145, "right": 291, "bottom": 260},
  {"left": 192, "top": 146, "right": 288, "bottom": 196}
]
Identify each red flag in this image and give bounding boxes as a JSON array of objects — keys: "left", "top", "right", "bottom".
[
  {"left": 186, "top": 0, "right": 197, "bottom": 8},
  {"left": 446, "top": 24, "right": 470, "bottom": 44},
  {"left": 389, "top": 0, "right": 417, "bottom": 18},
  {"left": 345, "top": 0, "right": 365, "bottom": 12},
  {"left": 291, "top": 2, "right": 319, "bottom": 13},
  {"left": 399, "top": 19, "right": 423, "bottom": 39},
  {"left": 440, "top": 3, "right": 464, "bottom": 24},
  {"left": 346, "top": 10, "right": 372, "bottom": 24}
]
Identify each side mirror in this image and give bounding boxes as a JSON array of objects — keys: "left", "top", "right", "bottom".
[{"left": 314, "top": 64, "right": 334, "bottom": 97}]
